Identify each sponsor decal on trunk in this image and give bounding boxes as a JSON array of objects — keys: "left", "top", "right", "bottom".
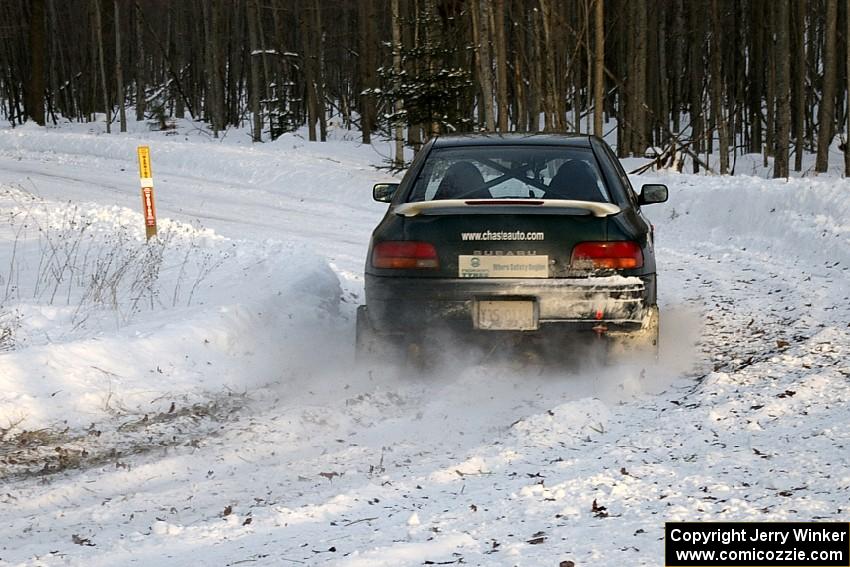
[
  {"left": 461, "top": 230, "right": 545, "bottom": 241},
  {"left": 459, "top": 255, "right": 549, "bottom": 278}
]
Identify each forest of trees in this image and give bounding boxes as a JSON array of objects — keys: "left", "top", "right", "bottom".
[{"left": 2, "top": 0, "right": 850, "bottom": 176}]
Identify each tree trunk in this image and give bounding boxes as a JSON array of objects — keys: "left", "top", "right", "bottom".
[
  {"left": 764, "top": 0, "right": 775, "bottom": 167},
  {"left": 27, "top": 0, "right": 46, "bottom": 125},
  {"left": 585, "top": 0, "right": 592, "bottom": 133},
  {"left": 470, "top": 0, "right": 495, "bottom": 131},
  {"left": 791, "top": 0, "right": 806, "bottom": 171},
  {"left": 614, "top": 2, "right": 626, "bottom": 156},
  {"left": 493, "top": 0, "right": 509, "bottom": 131},
  {"left": 688, "top": 2, "right": 704, "bottom": 172},
  {"left": 93, "top": 0, "right": 111, "bottom": 133},
  {"left": 247, "top": 0, "right": 262, "bottom": 142},
  {"left": 171, "top": 3, "right": 185, "bottom": 119},
  {"left": 134, "top": 3, "right": 145, "bottom": 122},
  {"left": 513, "top": 3, "right": 528, "bottom": 132},
  {"left": 671, "top": 0, "right": 684, "bottom": 134},
  {"left": 774, "top": 0, "right": 791, "bottom": 178},
  {"left": 572, "top": 1, "right": 583, "bottom": 133},
  {"left": 47, "top": 0, "right": 68, "bottom": 121},
  {"left": 358, "top": 0, "right": 377, "bottom": 143},
  {"left": 114, "top": 0, "right": 126, "bottom": 132},
  {"left": 593, "top": 0, "right": 604, "bottom": 137},
  {"left": 392, "top": 0, "right": 404, "bottom": 167},
  {"left": 529, "top": 8, "right": 543, "bottom": 132},
  {"left": 212, "top": 0, "right": 226, "bottom": 134},
  {"left": 299, "top": 0, "right": 317, "bottom": 141},
  {"left": 538, "top": 0, "right": 557, "bottom": 131},
  {"left": 710, "top": 0, "right": 728, "bottom": 173},
  {"left": 748, "top": 1, "right": 763, "bottom": 153},
  {"left": 313, "top": 0, "right": 327, "bottom": 141},
  {"left": 845, "top": 0, "right": 850, "bottom": 176},
  {"left": 224, "top": 9, "right": 238, "bottom": 126},
  {"left": 627, "top": 0, "right": 647, "bottom": 156},
  {"left": 255, "top": 4, "right": 271, "bottom": 120},
  {"left": 202, "top": 0, "right": 225, "bottom": 137},
  {"left": 654, "top": 8, "right": 668, "bottom": 148},
  {"left": 816, "top": 0, "right": 838, "bottom": 172}
]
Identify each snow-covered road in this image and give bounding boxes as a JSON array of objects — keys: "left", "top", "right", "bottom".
[{"left": 0, "top": 123, "right": 847, "bottom": 566}]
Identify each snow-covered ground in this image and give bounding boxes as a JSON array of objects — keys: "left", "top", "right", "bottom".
[{"left": 0, "top": 119, "right": 848, "bottom": 566}]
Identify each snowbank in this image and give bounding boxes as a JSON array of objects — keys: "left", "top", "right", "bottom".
[
  {"left": 0, "top": 185, "right": 342, "bottom": 431},
  {"left": 639, "top": 171, "right": 850, "bottom": 269}
]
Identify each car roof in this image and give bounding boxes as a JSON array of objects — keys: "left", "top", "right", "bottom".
[{"left": 431, "top": 133, "right": 594, "bottom": 148}]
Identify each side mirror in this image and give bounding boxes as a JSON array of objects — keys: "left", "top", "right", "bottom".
[
  {"left": 373, "top": 183, "right": 399, "bottom": 203},
  {"left": 638, "top": 184, "right": 668, "bottom": 205}
]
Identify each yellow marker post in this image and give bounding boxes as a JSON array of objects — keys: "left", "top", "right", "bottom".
[{"left": 136, "top": 146, "right": 157, "bottom": 240}]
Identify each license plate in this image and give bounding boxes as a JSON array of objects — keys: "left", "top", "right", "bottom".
[
  {"left": 475, "top": 300, "right": 538, "bottom": 331},
  {"left": 459, "top": 255, "right": 549, "bottom": 278}
]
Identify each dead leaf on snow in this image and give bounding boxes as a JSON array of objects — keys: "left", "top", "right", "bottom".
[
  {"left": 592, "top": 498, "right": 609, "bottom": 518},
  {"left": 753, "top": 448, "right": 772, "bottom": 459},
  {"left": 71, "top": 534, "right": 95, "bottom": 546}
]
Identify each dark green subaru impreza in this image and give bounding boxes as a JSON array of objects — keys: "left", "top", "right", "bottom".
[{"left": 357, "top": 133, "right": 668, "bottom": 363}]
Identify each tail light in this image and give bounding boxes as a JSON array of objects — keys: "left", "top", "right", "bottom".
[
  {"left": 372, "top": 241, "right": 439, "bottom": 269},
  {"left": 571, "top": 241, "right": 643, "bottom": 270}
]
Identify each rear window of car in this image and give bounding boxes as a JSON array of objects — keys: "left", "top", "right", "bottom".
[{"left": 407, "top": 146, "right": 612, "bottom": 203}]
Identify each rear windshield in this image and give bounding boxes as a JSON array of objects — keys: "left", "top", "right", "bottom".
[{"left": 408, "top": 146, "right": 611, "bottom": 203}]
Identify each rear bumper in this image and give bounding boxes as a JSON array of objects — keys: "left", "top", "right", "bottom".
[{"left": 364, "top": 273, "right": 656, "bottom": 334}]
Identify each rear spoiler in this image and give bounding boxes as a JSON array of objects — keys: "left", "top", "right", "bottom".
[{"left": 394, "top": 199, "right": 621, "bottom": 218}]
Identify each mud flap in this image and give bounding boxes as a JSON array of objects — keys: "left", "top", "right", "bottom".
[
  {"left": 606, "top": 305, "right": 660, "bottom": 363},
  {"left": 355, "top": 305, "right": 405, "bottom": 364}
]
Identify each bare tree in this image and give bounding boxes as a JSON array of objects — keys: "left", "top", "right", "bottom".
[
  {"left": 299, "top": 0, "right": 318, "bottom": 141},
  {"left": 688, "top": 2, "right": 706, "bottom": 172},
  {"left": 247, "top": 0, "right": 262, "bottom": 142},
  {"left": 538, "top": 0, "right": 558, "bottom": 131},
  {"left": 391, "top": 0, "right": 403, "bottom": 167},
  {"left": 93, "top": 0, "right": 111, "bottom": 133},
  {"left": 815, "top": 0, "right": 838, "bottom": 172},
  {"left": 793, "top": 0, "right": 806, "bottom": 172},
  {"left": 773, "top": 0, "right": 791, "bottom": 178},
  {"left": 26, "top": 0, "right": 46, "bottom": 125},
  {"left": 114, "top": 0, "right": 126, "bottom": 132},
  {"left": 710, "top": 0, "right": 728, "bottom": 173},
  {"left": 358, "top": 0, "right": 377, "bottom": 143},
  {"left": 134, "top": 3, "right": 145, "bottom": 122},
  {"left": 312, "top": 0, "right": 327, "bottom": 141},
  {"left": 593, "top": 0, "right": 604, "bottom": 136},
  {"left": 493, "top": 0, "right": 509, "bottom": 132},
  {"left": 844, "top": 0, "right": 850, "bottom": 177},
  {"left": 470, "top": 0, "right": 495, "bottom": 131}
]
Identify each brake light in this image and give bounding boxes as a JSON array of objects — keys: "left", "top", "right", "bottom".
[
  {"left": 571, "top": 241, "right": 643, "bottom": 269},
  {"left": 372, "top": 241, "right": 439, "bottom": 269}
]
